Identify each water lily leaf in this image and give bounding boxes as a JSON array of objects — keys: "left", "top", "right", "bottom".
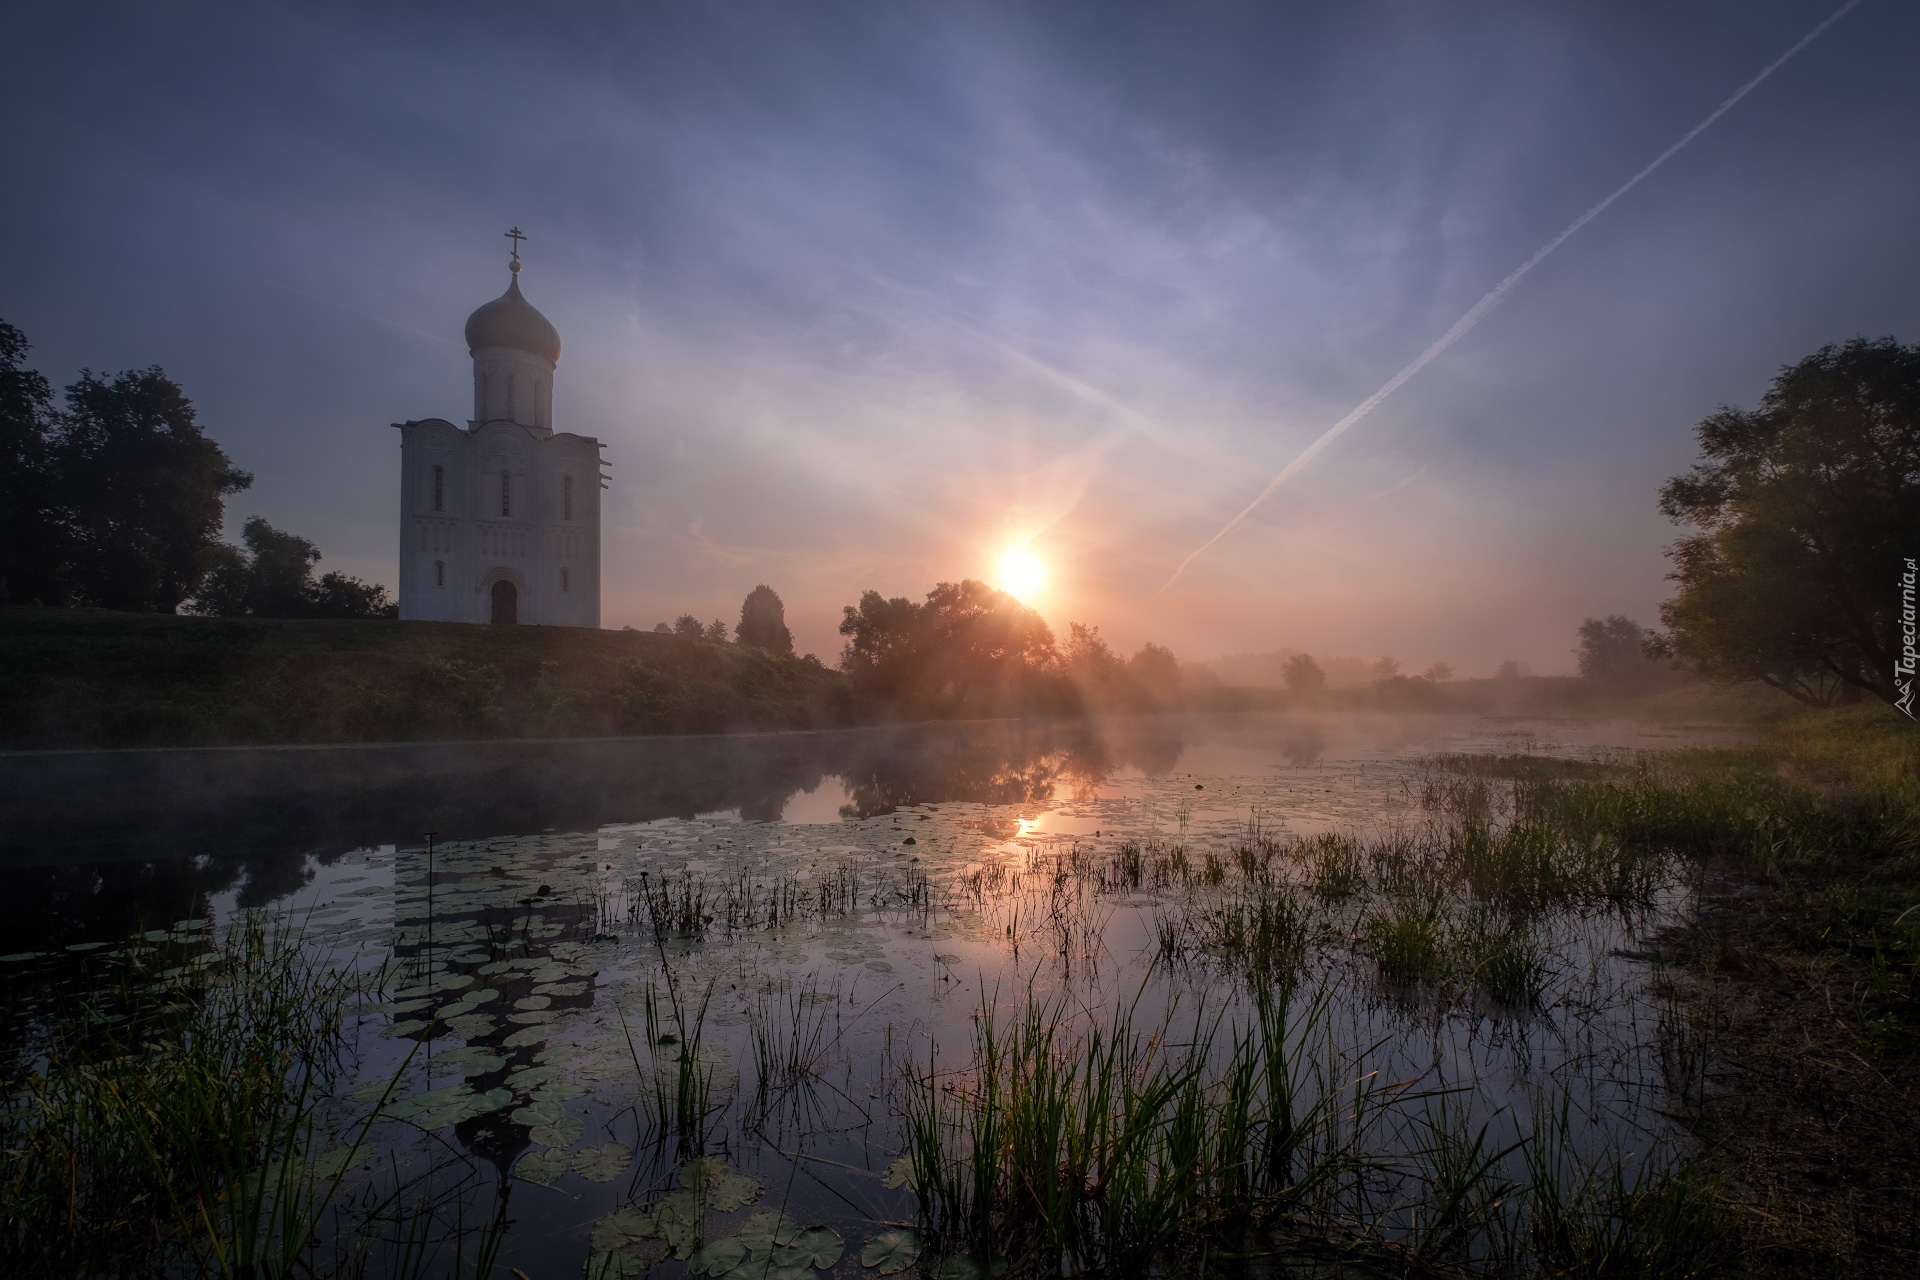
[
  {"left": 705, "top": 1171, "right": 761, "bottom": 1212},
  {"left": 653, "top": 1188, "right": 703, "bottom": 1257},
  {"left": 689, "top": 1235, "right": 749, "bottom": 1276},
  {"left": 860, "top": 1230, "right": 921, "bottom": 1274},
  {"left": 879, "top": 1155, "right": 916, "bottom": 1190},
  {"left": 772, "top": 1226, "right": 843, "bottom": 1270},
  {"left": 736, "top": 1211, "right": 804, "bottom": 1253},
  {"left": 931, "top": 1256, "right": 1008, "bottom": 1280},
  {"left": 590, "top": 1206, "right": 658, "bottom": 1251},
  {"left": 516, "top": 1147, "right": 572, "bottom": 1187},
  {"left": 722, "top": 1259, "right": 815, "bottom": 1280},
  {"left": 511, "top": 1099, "right": 566, "bottom": 1128},
  {"left": 571, "top": 1141, "right": 633, "bottom": 1182},
  {"left": 529, "top": 1114, "right": 583, "bottom": 1150}
]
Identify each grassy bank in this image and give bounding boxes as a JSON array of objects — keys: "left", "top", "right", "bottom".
[{"left": 0, "top": 606, "right": 866, "bottom": 749}]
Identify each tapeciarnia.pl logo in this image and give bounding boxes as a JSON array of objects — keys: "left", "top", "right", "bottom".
[{"left": 1899, "top": 557, "right": 1917, "bottom": 719}]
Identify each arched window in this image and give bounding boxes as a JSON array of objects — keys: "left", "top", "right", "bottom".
[
  {"left": 562, "top": 475, "right": 573, "bottom": 521},
  {"left": 500, "top": 470, "right": 511, "bottom": 517},
  {"left": 434, "top": 559, "right": 445, "bottom": 588},
  {"left": 432, "top": 464, "right": 444, "bottom": 512},
  {"left": 560, "top": 566, "right": 570, "bottom": 593}
]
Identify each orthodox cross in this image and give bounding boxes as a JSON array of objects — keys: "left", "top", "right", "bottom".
[{"left": 505, "top": 226, "right": 527, "bottom": 265}]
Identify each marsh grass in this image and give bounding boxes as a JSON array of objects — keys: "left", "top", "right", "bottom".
[
  {"left": 0, "top": 916, "right": 385, "bottom": 1277},
  {"left": 899, "top": 979, "right": 1715, "bottom": 1279}
]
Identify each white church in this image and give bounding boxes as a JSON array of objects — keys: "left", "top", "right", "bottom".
[{"left": 393, "top": 232, "right": 605, "bottom": 626}]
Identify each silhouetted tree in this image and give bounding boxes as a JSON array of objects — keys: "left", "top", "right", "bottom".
[
  {"left": 840, "top": 579, "right": 1060, "bottom": 711},
  {"left": 673, "top": 615, "right": 704, "bottom": 638},
  {"left": 51, "top": 365, "right": 253, "bottom": 611},
  {"left": 1655, "top": 337, "right": 1919, "bottom": 708},
  {"left": 1126, "top": 642, "right": 1181, "bottom": 705},
  {"left": 1576, "top": 616, "right": 1665, "bottom": 692},
  {"left": 652, "top": 622, "right": 672, "bottom": 634},
  {"left": 0, "top": 321, "right": 60, "bottom": 605},
  {"left": 1371, "top": 656, "right": 1402, "bottom": 680},
  {"left": 703, "top": 619, "right": 729, "bottom": 643},
  {"left": 1495, "top": 659, "right": 1529, "bottom": 680},
  {"left": 736, "top": 585, "right": 794, "bottom": 655},
  {"left": 1064, "top": 622, "right": 1123, "bottom": 688},
  {"left": 189, "top": 516, "right": 394, "bottom": 618},
  {"left": 1282, "top": 653, "right": 1326, "bottom": 698},
  {"left": 1421, "top": 662, "right": 1456, "bottom": 683}
]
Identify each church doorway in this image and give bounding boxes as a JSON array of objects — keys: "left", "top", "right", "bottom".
[{"left": 490, "top": 579, "right": 518, "bottom": 624}]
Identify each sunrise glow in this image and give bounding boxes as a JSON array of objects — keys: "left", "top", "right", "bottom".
[{"left": 995, "top": 548, "right": 1047, "bottom": 601}]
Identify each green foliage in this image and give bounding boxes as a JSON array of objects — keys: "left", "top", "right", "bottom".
[
  {"left": 1656, "top": 336, "right": 1920, "bottom": 708},
  {"left": 838, "top": 579, "right": 1063, "bottom": 714},
  {"left": 0, "top": 320, "right": 61, "bottom": 605},
  {"left": 736, "top": 584, "right": 794, "bottom": 656},
  {"left": 0, "top": 607, "right": 861, "bottom": 747},
  {"left": 0, "top": 918, "right": 380, "bottom": 1275},
  {"left": 191, "top": 516, "right": 397, "bottom": 619}
]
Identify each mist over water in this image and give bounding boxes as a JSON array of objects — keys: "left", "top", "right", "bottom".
[{"left": 1, "top": 712, "right": 1756, "bottom": 1275}]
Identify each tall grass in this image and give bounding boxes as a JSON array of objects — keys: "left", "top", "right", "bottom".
[
  {"left": 898, "top": 980, "right": 1718, "bottom": 1279},
  {"left": 0, "top": 916, "right": 382, "bottom": 1277}
]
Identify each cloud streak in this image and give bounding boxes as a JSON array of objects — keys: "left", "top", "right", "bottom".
[{"left": 1156, "top": 0, "right": 1865, "bottom": 595}]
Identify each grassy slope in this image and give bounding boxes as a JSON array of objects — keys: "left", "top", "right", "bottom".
[
  {"left": 0, "top": 607, "right": 867, "bottom": 749},
  {"left": 1654, "top": 706, "right": 1920, "bottom": 1276}
]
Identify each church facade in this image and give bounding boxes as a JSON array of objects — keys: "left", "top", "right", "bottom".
[{"left": 394, "top": 243, "right": 604, "bottom": 626}]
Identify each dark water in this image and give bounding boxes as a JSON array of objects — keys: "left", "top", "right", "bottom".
[{"left": 0, "top": 712, "right": 1750, "bottom": 1277}]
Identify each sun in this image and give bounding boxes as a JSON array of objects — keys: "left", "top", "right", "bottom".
[{"left": 995, "top": 548, "right": 1047, "bottom": 600}]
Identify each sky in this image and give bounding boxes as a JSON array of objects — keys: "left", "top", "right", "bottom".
[{"left": 3, "top": 1, "right": 1916, "bottom": 673}]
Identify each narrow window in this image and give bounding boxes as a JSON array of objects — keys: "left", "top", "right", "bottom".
[
  {"left": 562, "top": 475, "right": 573, "bottom": 521},
  {"left": 500, "top": 470, "right": 511, "bottom": 517},
  {"left": 432, "top": 464, "right": 444, "bottom": 512},
  {"left": 434, "top": 559, "right": 445, "bottom": 587},
  {"left": 561, "top": 566, "right": 570, "bottom": 593}
]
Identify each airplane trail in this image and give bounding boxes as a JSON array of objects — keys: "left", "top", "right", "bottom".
[{"left": 1157, "top": 0, "right": 1864, "bottom": 595}]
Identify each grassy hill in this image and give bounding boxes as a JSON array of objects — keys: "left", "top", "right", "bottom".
[{"left": 0, "top": 607, "right": 867, "bottom": 749}]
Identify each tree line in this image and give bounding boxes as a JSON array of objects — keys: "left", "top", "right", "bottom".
[{"left": 0, "top": 320, "right": 393, "bottom": 617}]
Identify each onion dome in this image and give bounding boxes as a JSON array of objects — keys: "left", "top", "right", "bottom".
[{"left": 464, "top": 266, "right": 561, "bottom": 364}]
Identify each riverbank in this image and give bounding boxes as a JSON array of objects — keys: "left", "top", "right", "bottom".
[{"left": 0, "top": 606, "right": 866, "bottom": 749}]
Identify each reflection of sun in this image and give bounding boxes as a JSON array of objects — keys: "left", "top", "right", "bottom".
[{"left": 996, "top": 549, "right": 1046, "bottom": 600}]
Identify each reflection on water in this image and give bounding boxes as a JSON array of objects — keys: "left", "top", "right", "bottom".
[{"left": 0, "top": 712, "right": 1757, "bottom": 1276}]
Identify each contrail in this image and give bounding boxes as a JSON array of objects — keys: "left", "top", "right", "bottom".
[{"left": 1157, "top": 0, "right": 1864, "bottom": 594}]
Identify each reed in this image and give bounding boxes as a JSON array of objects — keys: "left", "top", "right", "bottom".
[{"left": 0, "top": 916, "right": 382, "bottom": 1277}]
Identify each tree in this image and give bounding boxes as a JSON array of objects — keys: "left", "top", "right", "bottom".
[
  {"left": 188, "top": 516, "right": 394, "bottom": 618},
  {"left": 1126, "top": 642, "right": 1182, "bottom": 705},
  {"left": 839, "top": 579, "right": 1059, "bottom": 709},
  {"left": 1064, "top": 622, "right": 1123, "bottom": 688},
  {"left": 736, "top": 585, "right": 794, "bottom": 655},
  {"left": 1421, "top": 662, "right": 1455, "bottom": 683},
  {"left": 672, "top": 615, "right": 704, "bottom": 638},
  {"left": 703, "top": 619, "right": 729, "bottom": 643},
  {"left": 0, "top": 321, "right": 59, "bottom": 604},
  {"left": 1495, "top": 659, "right": 1529, "bottom": 680},
  {"left": 51, "top": 366, "right": 252, "bottom": 611},
  {"left": 1576, "top": 616, "right": 1664, "bottom": 692},
  {"left": 1282, "top": 653, "right": 1327, "bottom": 698},
  {"left": 1655, "top": 337, "right": 1920, "bottom": 707},
  {"left": 1371, "top": 656, "right": 1402, "bottom": 680}
]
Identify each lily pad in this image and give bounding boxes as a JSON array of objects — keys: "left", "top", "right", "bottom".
[
  {"left": 516, "top": 1147, "right": 572, "bottom": 1186},
  {"left": 736, "top": 1211, "right": 804, "bottom": 1253},
  {"left": 689, "top": 1235, "right": 749, "bottom": 1276},
  {"left": 861, "top": 1229, "right": 921, "bottom": 1274},
  {"left": 590, "top": 1206, "right": 658, "bottom": 1251},
  {"left": 572, "top": 1141, "right": 633, "bottom": 1182},
  {"left": 722, "top": 1260, "right": 815, "bottom": 1280},
  {"left": 880, "top": 1155, "right": 917, "bottom": 1190},
  {"left": 529, "top": 1114, "right": 583, "bottom": 1150},
  {"left": 653, "top": 1188, "right": 703, "bottom": 1258},
  {"left": 772, "top": 1226, "right": 844, "bottom": 1270}
]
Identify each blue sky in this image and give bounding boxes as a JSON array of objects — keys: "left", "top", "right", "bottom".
[{"left": 4, "top": 1, "right": 1915, "bottom": 671}]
